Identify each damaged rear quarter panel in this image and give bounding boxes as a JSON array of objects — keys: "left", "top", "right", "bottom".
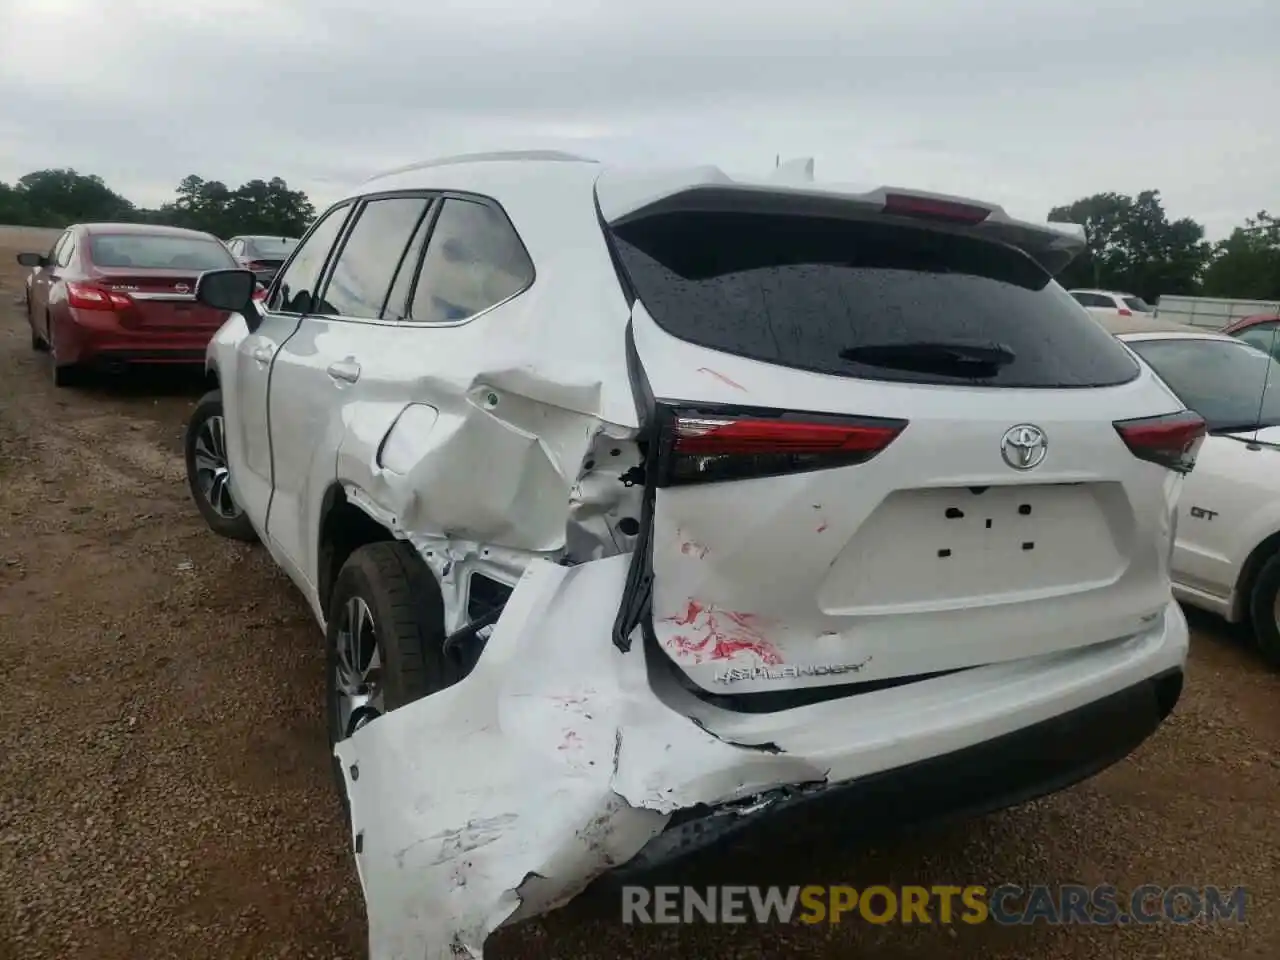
[{"left": 336, "top": 555, "right": 829, "bottom": 959}]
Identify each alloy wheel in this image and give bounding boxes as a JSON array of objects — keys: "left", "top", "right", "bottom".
[
  {"left": 334, "top": 596, "right": 383, "bottom": 738},
  {"left": 191, "top": 415, "right": 241, "bottom": 520}
]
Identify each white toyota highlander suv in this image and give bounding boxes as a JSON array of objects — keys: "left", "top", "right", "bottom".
[{"left": 184, "top": 151, "right": 1199, "bottom": 957}]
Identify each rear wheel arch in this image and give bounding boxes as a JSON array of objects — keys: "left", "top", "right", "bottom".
[
  {"left": 1232, "top": 529, "right": 1280, "bottom": 622},
  {"left": 316, "top": 484, "right": 403, "bottom": 620}
]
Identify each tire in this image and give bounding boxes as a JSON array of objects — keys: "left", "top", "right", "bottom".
[
  {"left": 47, "top": 318, "right": 82, "bottom": 386},
  {"left": 184, "top": 390, "right": 257, "bottom": 541},
  {"left": 326, "top": 541, "right": 458, "bottom": 807},
  {"left": 1247, "top": 552, "right": 1280, "bottom": 669}
]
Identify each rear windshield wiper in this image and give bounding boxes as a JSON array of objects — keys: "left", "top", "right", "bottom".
[{"left": 839, "top": 341, "right": 1016, "bottom": 378}]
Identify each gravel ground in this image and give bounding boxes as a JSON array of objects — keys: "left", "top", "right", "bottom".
[{"left": 1, "top": 225, "right": 1278, "bottom": 959}]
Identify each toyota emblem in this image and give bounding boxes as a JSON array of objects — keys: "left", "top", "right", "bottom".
[{"left": 1000, "top": 424, "right": 1047, "bottom": 470}]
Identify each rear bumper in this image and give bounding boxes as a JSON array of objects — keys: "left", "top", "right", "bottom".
[
  {"left": 334, "top": 557, "right": 1190, "bottom": 954},
  {"left": 57, "top": 310, "right": 215, "bottom": 366},
  {"left": 616, "top": 665, "right": 1183, "bottom": 876}
]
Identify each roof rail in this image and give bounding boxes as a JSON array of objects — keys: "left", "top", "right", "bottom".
[{"left": 362, "top": 150, "right": 599, "bottom": 183}]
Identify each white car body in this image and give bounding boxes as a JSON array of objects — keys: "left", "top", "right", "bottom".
[
  {"left": 1105, "top": 319, "right": 1280, "bottom": 629},
  {"left": 196, "top": 152, "right": 1194, "bottom": 958},
  {"left": 1069, "top": 287, "right": 1156, "bottom": 320}
]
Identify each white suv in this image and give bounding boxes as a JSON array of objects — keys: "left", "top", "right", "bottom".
[{"left": 185, "top": 151, "right": 1198, "bottom": 956}]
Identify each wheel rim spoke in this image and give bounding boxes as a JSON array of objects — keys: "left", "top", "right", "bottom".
[
  {"left": 334, "top": 596, "right": 383, "bottom": 738},
  {"left": 193, "top": 415, "right": 241, "bottom": 520}
]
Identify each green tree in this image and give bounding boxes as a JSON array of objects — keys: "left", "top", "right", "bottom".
[
  {"left": 1047, "top": 190, "right": 1209, "bottom": 301},
  {"left": 1201, "top": 212, "right": 1280, "bottom": 301},
  {"left": 16, "top": 168, "right": 135, "bottom": 225},
  {"left": 157, "top": 174, "right": 314, "bottom": 238},
  {"left": 0, "top": 182, "right": 33, "bottom": 224}
]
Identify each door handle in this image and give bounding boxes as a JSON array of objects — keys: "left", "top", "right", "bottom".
[
  {"left": 251, "top": 344, "right": 274, "bottom": 365},
  {"left": 327, "top": 359, "right": 361, "bottom": 384}
]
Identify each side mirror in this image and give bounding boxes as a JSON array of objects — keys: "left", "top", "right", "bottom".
[
  {"left": 16, "top": 252, "right": 46, "bottom": 268},
  {"left": 196, "top": 268, "right": 263, "bottom": 333}
]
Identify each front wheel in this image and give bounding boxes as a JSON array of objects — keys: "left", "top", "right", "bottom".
[
  {"left": 326, "top": 542, "right": 459, "bottom": 808},
  {"left": 184, "top": 390, "right": 257, "bottom": 541},
  {"left": 1248, "top": 553, "right": 1280, "bottom": 669}
]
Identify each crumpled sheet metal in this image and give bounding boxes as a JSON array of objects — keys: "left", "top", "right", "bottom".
[{"left": 334, "top": 553, "right": 828, "bottom": 959}]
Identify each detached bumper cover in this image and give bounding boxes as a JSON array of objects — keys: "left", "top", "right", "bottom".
[{"left": 334, "top": 555, "right": 1188, "bottom": 959}]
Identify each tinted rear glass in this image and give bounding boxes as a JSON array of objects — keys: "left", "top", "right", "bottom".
[
  {"left": 1128, "top": 337, "right": 1280, "bottom": 432},
  {"left": 612, "top": 213, "right": 1139, "bottom": 388},
  {"left": 246, "top": 237, "right": 298, "bottom": 258},
  {"left": 1123, "top": 297, "right": 1153, "bottom": 313},
  {"left": 89, "top": 234, "right": 236, "bottom": 271}
]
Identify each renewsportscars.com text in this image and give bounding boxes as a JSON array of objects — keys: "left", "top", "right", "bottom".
[{"left": 621, "top": 884, "right": 1248, "bottom": 926}]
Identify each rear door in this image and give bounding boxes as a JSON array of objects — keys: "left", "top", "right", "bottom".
[
  {"left": 611, "top": 207, "right": 1194, "bottom": 696},
  {"left": 29, "top": 231, "right": 71, "bottom": 337},
  {"left": 229, "top": 202, "right": 357, "bottom": 546},
  {"left": 264, "top": 193, "right": 434, "bottom": 589}
]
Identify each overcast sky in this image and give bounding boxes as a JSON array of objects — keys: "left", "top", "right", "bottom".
[{"left": 0, "top": 0, "right": 1275, "bottom": 238}]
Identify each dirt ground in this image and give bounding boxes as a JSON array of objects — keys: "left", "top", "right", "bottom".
[{"left": 1, "top": 222, "right": 1278, "bottom": 960}]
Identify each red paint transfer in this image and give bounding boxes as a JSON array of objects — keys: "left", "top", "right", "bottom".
[
  {"left": 659, "top": 603, "right": 783, "bottom": 665},
  {"left": 696, "top": 367, "right": 747, "bottom": 391}
]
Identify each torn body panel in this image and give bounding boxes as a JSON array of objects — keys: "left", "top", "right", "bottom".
[{"left": 336, "top": 553, "right": 1189, "bottom": 958}]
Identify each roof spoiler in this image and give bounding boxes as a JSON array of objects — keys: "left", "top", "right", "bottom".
[{"left": 597, "top": 168, "right": 1087, "bottom": 276}]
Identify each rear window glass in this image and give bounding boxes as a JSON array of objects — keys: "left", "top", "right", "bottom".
[
  {"left": 89, "top": 234, "right": 236, "bottom": 271},
  {"left": 612, "top": 213, "right": 1139, "bottom": 388},
  {"left": 246, "top": 237, "right": 298, "bottom": 258},
  {"left": 1128, "top": 337, "right": 1280, "bottom": 432},
  {"left": 1123, "top": 297, "right": 1153, "bottom": 313}
]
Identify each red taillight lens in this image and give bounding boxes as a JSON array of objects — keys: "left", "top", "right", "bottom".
[
  {"left": 1114, "top": 409, "right": 1206, "bottom": 474},
  {"left": 252, "top": 284, "right": 267, "bottom": 301},
  {"left": 657, "top": 405, "right": 908, "bottom": 486},
  {"left": 882, "top": 193, "right": 991, "bottom": 224},
  {"left": 67, "top": 282, "right": 131, "bottom": 311},
  {"left": 1117, "top": 307, "right": 1133, "bottom": 317}
]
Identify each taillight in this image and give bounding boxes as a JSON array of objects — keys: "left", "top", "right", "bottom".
[
  {"left": 1117, "top": 307, "right": 1133, "bottom": 317},
  {"left": 67, "top": 282, "right": 131, "bottom": 311},
  {"left": 882, "top": 193, "right": 991, "bottom": 224},
  {"left": 1113, "top": 410, "right": 1206, "bottom": 474},
  {"left": 252, "top": 284, "right": 267, "bottom": 302},
  {"left": 655, "top": 404, "right": 908, "bottom": 486}
]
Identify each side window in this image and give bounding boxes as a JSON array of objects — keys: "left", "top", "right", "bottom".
[
  {"left": 55, "top": 234, "right": 75, "bottom": 268},
  {"left": 269, "top": 203, "right": 353, "bottom": 315},
  {"left": 316, "top": 196, "right": 430, "bottom": 320},
  {"left": 1072, "top": 292, "right": 1108, "bottom": 308},
  {"left": 381, "top": 202, "right": 437, "bottom": 322},
  {"left": 407, "top": 198, "right": 534, "bottom": 324},
  {"left": 1237, "top": 324, "right": 1280, "bottom": 356},
  {"left": 48, "top": 231, "right": 70, "bottom": 266}
]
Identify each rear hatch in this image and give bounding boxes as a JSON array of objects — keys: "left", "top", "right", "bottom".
[{"left": 604, "top": 189, "right": 1202, "bottom": 700}]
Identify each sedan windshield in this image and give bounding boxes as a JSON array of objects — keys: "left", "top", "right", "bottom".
[{"left": 1127, "top": 337, "right": 1280, "bottom": 433}]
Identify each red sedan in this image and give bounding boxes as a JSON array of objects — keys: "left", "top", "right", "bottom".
[{"left": 18, "top": 222, "right": 238, "bottom": 386}]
